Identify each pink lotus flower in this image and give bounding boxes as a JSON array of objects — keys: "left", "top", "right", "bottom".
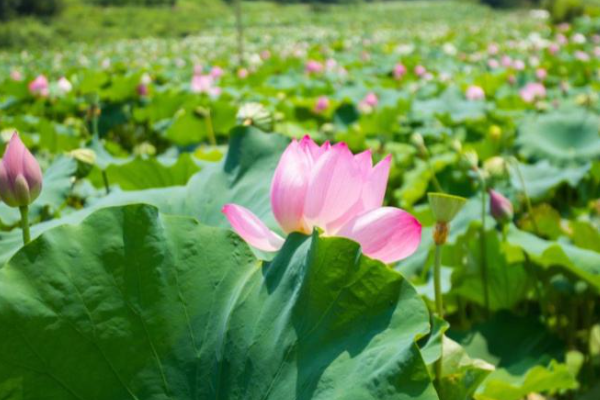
[
  {"left": 28, "top": 75, "right": 49, "bottom": 97},
  {"left": 260, "top": 50, "right": 271, "bottom": 60},
  {"left": 501, "top": 55, "right": 513, "bottom": 68},
  {"left": 488, "top": 59, "right": 499, "bottom": 69},
  {"left": 190, "top": 74, "right": 221, "bottom": 97},
  {"left": 414, "top": 65, "right": 426, "bottom": 77},
  {"left": 0, "top": 132, "right": 42, "bottom": 208},
  {"left": 305, "top": 60, "right": 324, "bottom": 74},
  {"left": 513, "top": 59, "right": 525, "bottom": 71},
  {"left": 466, "top": 85, "right": 485, "bottom": 101},
  {"left": 520, "top": 82, "right": 546, "bottom": 103},
  {"left": 314, "top": 96, "right": 330, "bottom": 113},
  {"left": 222, "top": 136, "right": 422, "bottom": 263},
  {"left": 393, "top": 63, "right": 407, "bottom": 80},
  {"left": 210, "top": 66, "right": 224, "bottom": 79},
  {"left": 363, "top": 92, "right": 378, "bottom": 107}
]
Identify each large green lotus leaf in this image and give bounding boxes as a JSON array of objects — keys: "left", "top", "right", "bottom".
[
  {"left": 0, "top": 156, "right": 77, "bottom": 227},
  {"left": 438, "top": 337, "right": 494, "bottom": 400},
  {"left": 509, "top": 160, "right": 590, "bottom": 200},
  {"left": 87, "top": 153, "right": 201, "bottom": 190},
  {"left": 0, "top": 204, "right": 438, "bottom": 400},
  {"left": 506, "top": 225, "right": 600, "bottom": 291},
  {"left": 0, "top": 127, "right": 287, "bottom": 265},
  {"left": 449, "top": 313, "right": 577, "bottom": 400},
  {"left": 517, "top": 109, "right": 600, "bottom": 164}
]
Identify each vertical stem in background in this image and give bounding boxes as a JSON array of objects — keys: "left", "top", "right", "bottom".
[
  {"left": 102, "top": 170, "right": 111, "bottom": 195},
  {"left": 479, "top": 176, "right": 490, "bottom": 317},
  {"left": 205, "top": 109, "right": 217, "bottom": 146},
  {"left": 432, "top": 222, "right": 447, "bottom": 387},
  {"left": 510, "top": 158, "right": 539, "bottom": 236},
  {"left": 19, "top": 206, "right": 30, "bottom": 245},
  {"left": 234, "top": 0, "right": 245, "bottom": 67}
]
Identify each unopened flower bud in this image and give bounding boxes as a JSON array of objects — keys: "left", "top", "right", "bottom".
[
  {"left": 0, "top": 133, "right": 43, "bottom": 207},
  {"left": 489, "top": 189, "right": 513, "bottom": 224}
]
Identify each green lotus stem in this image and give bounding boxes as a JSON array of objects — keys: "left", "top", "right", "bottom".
[
  {"left": 205, "top": 109, "right": 217, "bottom": 147},
  {"left": 428, "top": 160, "right": 443, "bottom": 193},
  {"left": 234, "top": 0, "right": 245, "bottom": 66},
  {"left": 509, "top": 158, "right": 539, "bottom": 236},
  {"left": 102, "top": 170, "right": 111, "bottom": 195},
  {"left": 19, "top": 206, "right": 30, "bottom": 245},
  {"left": 434, "top": 244, "right": 444, "bottom": 318},
  {"left": 478, "top": 173, "right": 490, "bottom": 317}
]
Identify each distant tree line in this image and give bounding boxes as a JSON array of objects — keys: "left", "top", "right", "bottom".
[{"left": 0, "top": 0, "right": 176, "bottom": 21}]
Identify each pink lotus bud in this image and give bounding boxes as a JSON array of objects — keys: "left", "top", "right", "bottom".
[
  {"left": 237, "top": 68, "right": 249, "bottom": 79},
  {"left": 535, "top": 68, "right": 547, "bottom": 81},
  {"left": 548, "top": 43, "right": 560, "bottom": 55},
  {"left": 393, "top": 63, "right": 407, "bottom": 80},
  {"left": 325, "top": 58, "right": 337, "bottom": 71},
  {"left": 305, "top": 60, "right": 324, "bottom": 74},
  {"left": 10, "top": 70, "right": 22, "bottom": 81},
  {"left": 314, "top": 96, "right": 330, "bottom": 113},
  {"left": 363, "top": 92, "right": 378, "bottom": 107},
  {"left": 488, "top": 58, "right": 499, "bottom": 69},
  {"left": 488, "top": 43, "right": 499, "bottom": 55},
  {"left": 501, "top": 55, "right": 513, "bottom": 68},
  {"left": 489, "top": 189, "right": 513, "bottom": 224},
  {"left": 466, "top": 85, "right": 485, "bottom": 101},
  {"left": 260, "top": 50, "right": 271, "bottom": 60},
  {"left": 414, "top": 65, "right": 426, "bottom": 77},
  {"left": 0, "top": 133, "right": 43, "bottom": 208},
  {"left": 193, "top": 64, "right": 203, "bottom": 75},
  {"left": 28, "top": 75, "right": 49, "bottom": 97},
  {"left": 137, "top": 84, "right": 149, "bottom": 97}
]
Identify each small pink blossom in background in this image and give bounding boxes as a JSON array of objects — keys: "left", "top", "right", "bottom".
[
  {"left": 556, "top": 33, "right": 568, "bottom": 45},
  {"left": 393, "top": 63, "right": 407, "bottom": 80},
  {"left": 0, "top": 132, "right": 42, "bottom": 208},
  {"left": 361, "top": 52, "right": 370, "bottom": 62},
  {"left": 520, "top": 82, "right": 546, "bottom": 103},
  {"left": 222, "top": 136, "right": 422, "bottom": 263},
  {"left": 237, "top": 68, "right": 249, "bottom": 79},
  {"left": 190, "top": 74, "right": 221, "bottom": 97},
  {"left": 466, "top": 85, "right": 485, "bottom": 101},
  {"left": 305, "top": 60, "right": 324, "bottom": 74},
  {"left": 414, "top": 65, "right": 426, "bottom": 77},
  {"left": 28, "top": 75, "right": 49, "bottom": 97},
  {"left": 57, "top": 77, "right": 72, "bottom": 94},
  {"left": 536, "top": 68, "right": 547, "bottom": 80},
  {"left": 10, "top": 70, "right": 22, "bottom": 81},
  {"left": 101, "top": 58, "right": 111, "bottom": 69},
  {"left": 210, "top": 66, "right": 224, "bottom": 79},
  {"left": 513, "top": 59, "right": 525, "bottom": 71},
  {"left": 507, "top": 74, "right": 516, "bottom": 85},
  {"left": 193, "top": 64, "right": 203, "bottom": 75},
  {"left": 137, "top": 84, "right": 149, "bottom": 97},
  {"left": 487, "top": 43, "right": 499, "bottom": 55},
  {"left": 593, "top": 34, "right": 600, "bottom": 44},
  {"left": 363, "top": 92, "right": 378, "bottom": 107},
  {"left": 501, "top": 55, "right": 513, "bottom": 68},
  {"left": 575, "top": 51, "right": 590, "bottom": 62},
  {"left": 314, "top": 96, "right": 330, "bottom": 113},
  {"left": 489, "top": 189, "right": 513, "bottom": 223},
  {"left": 325, "top": 59, "right": 337, "bottom": 71},
  {"left": 488, "top": 59, "right": 499, "bottom": 69},
  {"left": 548, "top": 43, "right": 560, "bottom": 55},
  {"left": 260, "top": 50, "right": 271, "bottom": 60}
]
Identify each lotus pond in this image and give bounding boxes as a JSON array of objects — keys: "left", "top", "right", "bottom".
[{"left": 0, "top": 1, "right": 599, "bottom": 399}]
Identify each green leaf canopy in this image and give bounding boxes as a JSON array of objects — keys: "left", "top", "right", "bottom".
[{"left": 0, "top": 204, "right": 438, "bottom": 400}]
